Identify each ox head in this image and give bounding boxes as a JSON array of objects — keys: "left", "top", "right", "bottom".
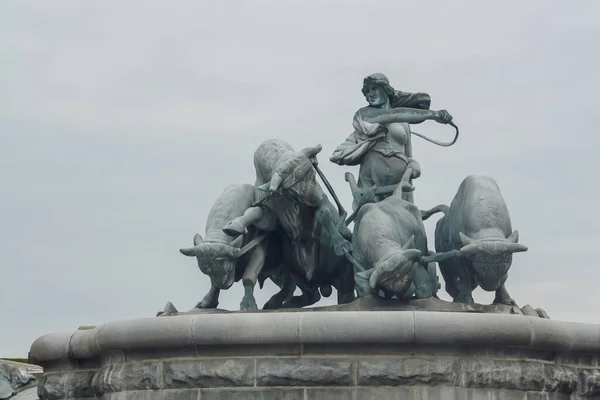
[
  {"left": 459, "top": 230, "right": 528, "bottom": 291},
  {"left": 369, "top": 236, "right": 422, "bottom": 297},
  {"left": 180, "top": 233, "right": 240, "bottom": 290},
  {"left": 263, "top": 144, "right": 325, "bottom": 207}
]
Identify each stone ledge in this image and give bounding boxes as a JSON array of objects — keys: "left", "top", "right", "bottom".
[
  {"left": 35, "top": 354, "right": 600, "bottom": 398},
  {"left": 29, "top": 311, "right": 600, "bottom": 365}
]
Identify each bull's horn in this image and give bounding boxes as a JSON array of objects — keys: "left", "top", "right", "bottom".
[
  {"left": 507, "top": 243, "right": 528, "bottom": 253},
  {"left": 180, "top": 246, "right": 199, "bottom": 257},
  {"left": 459, "top": 232, "right": 475, "bottom": 246},
  {"left": 269, "top": 173, "right": 283, "bottom": 192},
  {"left": 301, "top": 144, "right": 323, "bottom": 158},
  {"left": 402, "top": 248, "right": 422, "bottom": 261},
  {"left": 193, "top": 233, "right": 204, "bottom": 246},
  {"left": 460, "top": 243, "right": 479, "bottom": 256},
  {"left": 506, "top": 230, "right": 519, "bottom": 243},
  {"left": 402, "top": 235, "right": 415, "bottom": 250}
]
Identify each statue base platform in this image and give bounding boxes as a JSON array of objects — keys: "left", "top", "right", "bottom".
[
  {"left": 29, "top": 308, "right": 600, "bottom": 399},
  {"left": 158, "top": 295, "right": 551, "bottom": 318}
]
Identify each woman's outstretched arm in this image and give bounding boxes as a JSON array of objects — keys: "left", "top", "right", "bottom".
[{"left": 361, "top": 107, "right": 452, "bottom": 125}]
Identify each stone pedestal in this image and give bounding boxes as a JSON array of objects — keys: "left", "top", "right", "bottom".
[{"left": 29, "top": 310, "right": 600, "bottom": 399}]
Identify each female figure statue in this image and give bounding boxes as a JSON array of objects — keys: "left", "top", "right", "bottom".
[{"left": 330, "top": 73, "right": 453, "bottom": 207}]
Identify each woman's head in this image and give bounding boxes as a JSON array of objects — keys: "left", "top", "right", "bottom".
[
  {"left": 362, "top": 73, "right": 395, "bottom": 108},
  {"left": 361, "top": 73, "right": 432, "bottom": 110}
]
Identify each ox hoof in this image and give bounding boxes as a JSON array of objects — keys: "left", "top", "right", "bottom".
[
  {"left": 263, "top": 297, "right": 284, "bottom": 310},
  {"left": 338, "top": 292, "right": 355, "bottom": 304},
  {"left": 283, "top": 292, "right": 321, "bottom": 309},
  {"left": 493, "top": 297, "right": 517, "bottom": 307},
  {"left": 320, "top": 285, "right": 333, "bottom": 297},
  {"left": 240, "top": 296, "right": 258, "bottom": 311},
  {"left": 453, "top": 294, "right": 475, "bottom": 304}
]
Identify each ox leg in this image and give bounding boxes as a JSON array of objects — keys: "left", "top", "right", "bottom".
[
  {"left": 223, "top": 206, "right": 265, "bottom": 238},
  {"left": 282, "top": 288, "right": 321, "bottom": 308},
  {"left": 196, "top": 285, "right": 220, "bottom": 309},
  {"left": 239, "top": 242, "right": 270, "bottom": 311},
  {"left": 439, "top": 259, "right": 474, "bottom": 304},
  {"left": 240, "top": 285, "right": 258, "bottom": 311},
  {"left": 336, "top": 262, "right": 356, "bottom": 304},
  {"left": 282, "top": 277, "right": 321, "bottom": 309},
  {"left": 263, "top": 271, "right": 296, "bottom": 310},
  {"left": 315, "top": 203, "right": 351, "bottom": 257},
  {"left": 413, "top": 263, "right": 435, "bottom": 299},
  {"left": 415, "top": 257, "right": 441, "bottom": 299},
  {"left": 493, "top": 276, "right": 517, "bottom": 306},
  {"left": 453, "top": 267, "right": 475, "bottom": 304}
]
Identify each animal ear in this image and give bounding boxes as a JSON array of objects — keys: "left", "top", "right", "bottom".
[
  {"left": 193, "top": 233, "right": 204, "bottom": 246},
  {"left": 459, "top": 232, "right": 475, "bottom": 246},
  {"left": 507, "top": 230, "right": 519, "bottom": 243},
  {"left": 402, "top": 235, "right": 415, "bottom": 250},
  {"left": 301, "top": 144, "right": 323, "bottom": 158},
  {"left": 180, "top": 246, "right": 198, "bottom": 257}
]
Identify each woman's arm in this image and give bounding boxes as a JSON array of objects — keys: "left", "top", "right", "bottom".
[{"left": 361, "top": 107, "right": 452, "bottom": 125}]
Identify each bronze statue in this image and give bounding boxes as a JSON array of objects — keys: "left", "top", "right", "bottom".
[{"left": 331, "top": 73, "right": 454, "bottom": 209}]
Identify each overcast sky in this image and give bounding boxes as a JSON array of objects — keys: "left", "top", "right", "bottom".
[{"left": 1, "top": 1, "right": 599, "bottom": 358}]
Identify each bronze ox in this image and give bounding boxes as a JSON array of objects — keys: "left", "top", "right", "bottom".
[
  {"left": 222, "top": 139, "right": 356, "bottom": 308},
  {"left": 180, "top": 183, "right": 294, "bottom": 310},
  {"left": 426, "top": 175, "right": 528, "bottom": 305}
]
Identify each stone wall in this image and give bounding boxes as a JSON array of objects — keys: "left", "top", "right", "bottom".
[{"left": 30, "top": 311, "right": 600, "bottom": 399}]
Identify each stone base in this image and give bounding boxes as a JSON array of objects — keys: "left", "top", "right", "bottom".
[{"left": 30, "top": 311, "right": 600, "bottom": 399}]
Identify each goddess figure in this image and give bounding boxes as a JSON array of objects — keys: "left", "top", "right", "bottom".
[{"left": 330, "top": 73, "right": 453, "bottom": 207}]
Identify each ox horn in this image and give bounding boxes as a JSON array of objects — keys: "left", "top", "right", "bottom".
[
  {"left": 507, "top": 243, "right": 528, "bottom": 253},
  {"left": 180, "top": 233, "right": 204, "bottom": 257},
  {"left": 180, "top": 246, "right": 199, "bottom": 257},
  {"left": 269, "top": 173, "right": 283, "bottom": 192},
  {"left": 401, "top": 235, "right": 415, "bottom": 250},
  {"left": 459, "top": 232, "right": 478, "bottom": 256},
  {"left": 301, "top": 144, "right": 323, "bottom": 158},
  {"left": 505, "top": 230, "right": 527, "bottom": 253},
  {"left": 460, "top": 244, "right": 478, "bottom": 256}
]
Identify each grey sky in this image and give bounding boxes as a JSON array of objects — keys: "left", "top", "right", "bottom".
[{"left": 1, "top": 1, "right": 599, "bottom": 357}]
